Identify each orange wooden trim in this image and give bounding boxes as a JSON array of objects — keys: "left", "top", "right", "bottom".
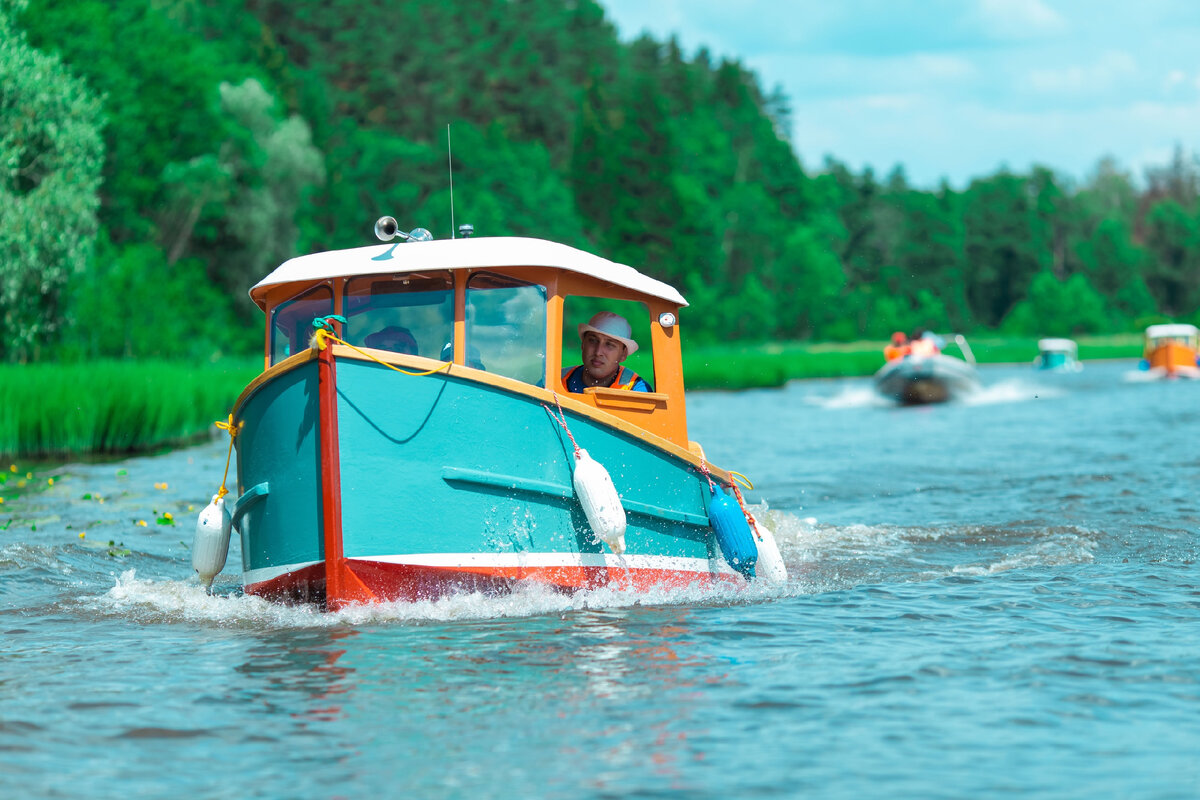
[
  {"left": 586, "top": 387, "right": 669, "bottom": 412},
  {"left": 453, "top": 270, "right": 466, "bottom": 365},
  {"left": 317, "top": 342, "right": 376, "bottom": 610},
  {"left": 546, "top": 292, "right": 564, "bottom": 390}
]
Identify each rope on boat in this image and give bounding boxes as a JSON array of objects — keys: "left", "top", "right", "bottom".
[
  {"left": 213, "top": 414, "right": 243, "bottom": 500},
  {"left": 729, "top": 470, "right": 754, "bottom": 491},
  {"left": 697, "top": 456, "right": 717, "bottom": 495},
  {"left": 543, "top": 392, "right": 581, "bottom": 456},
  {"left": 699, "top": 458, "right": 761, "bottom": 540},
  {"left": 311, "top": 325, "right": 452, "bottom": 378}
]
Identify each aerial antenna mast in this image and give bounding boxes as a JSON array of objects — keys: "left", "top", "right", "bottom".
[{"left": 447, "top": 123, "right": 455, "bottom": 239}]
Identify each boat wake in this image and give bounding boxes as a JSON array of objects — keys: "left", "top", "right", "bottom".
[
  {"left": 751, "top": 506, "right": 1100, "bottom": 590},
  {"left": 961, "top": 378, "right": 1063, "bottom": 406},
  {"left": 803, "top": 385, "right": 890, "bottom": 409},
  {"left": 66, "top": 505, "right": 1100, "bottom": 626}
]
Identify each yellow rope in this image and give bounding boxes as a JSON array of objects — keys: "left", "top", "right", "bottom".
[
  {"left": 213, "top": 414, "right": 243, "bottom": 500},
  {"left": 729, "top": 470, "right": 754, "bottom": 491},
  {"left": 312, "top": 328, "right": 453, "bottom": 377}
]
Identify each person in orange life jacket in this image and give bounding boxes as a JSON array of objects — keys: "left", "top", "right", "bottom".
[
  {"left": 562, "top": 311, "right": 652, "bottom": 392},
  {"left": 883, "top": 331, "right": 909, "bottom": 361}
]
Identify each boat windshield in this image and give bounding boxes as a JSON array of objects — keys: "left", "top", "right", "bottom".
[
  {"left": 1149, "top": 335, "right": 1198, "bottom": 347},
  {"left": 466, "top": 272, "right": 546, "bottom": 384},
  {"left": 343, "top": 272, "right": 454, "bottom": 359},
  {"left": 270, "top": 285, "right": 333, "bottom": 364}
]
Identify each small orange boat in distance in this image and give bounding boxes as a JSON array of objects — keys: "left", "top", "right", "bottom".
[{"left": 1141, "top": 323, "right": 1200, "bottom": 379}]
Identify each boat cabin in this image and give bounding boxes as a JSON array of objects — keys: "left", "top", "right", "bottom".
[
  {"left": 1144, "top": 323, "right": 1199, "bottom": 353},
  {"left": 249, "top": 232, "right": 693, "bottom": 448},
  {"left": 1035, "top": 338, "right": 1079, "bottom": 370}
]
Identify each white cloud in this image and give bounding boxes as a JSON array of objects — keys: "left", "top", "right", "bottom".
[
  {"left": 976, "top": 0, "right": 1068, "bottom": 39},
  {"left": 1026, "top": 51, "right": 1138, "bottom": 95},
  {"left": 859, "top": 93, "right": 922, "bottom": 111},
  {"left": 911, "top": 54, "right": 976, "bottom": 80},
  {"left": 601, "top": 0, "right": 1200, "bottom": 187}
]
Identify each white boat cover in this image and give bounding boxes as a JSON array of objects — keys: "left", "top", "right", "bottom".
[
  {"left": 250, "top": 236, "right": 687, "bottom": 306},
  {"left": 1145, "top": 323, "right": 1198, "bottom": 340},
  {"left": 1037, "top": 338, "right": 1077, "bottom": 353}
]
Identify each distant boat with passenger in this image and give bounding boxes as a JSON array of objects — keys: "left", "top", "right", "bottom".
[
  {"left": 874, "top": 331, "right": 981, "bottom": 405},
  {"left": 190, "top": 218, "right": 786, "bottom": 609},
  {"left": 1034, "top": 338, "right": 1082, "bottom": 372},
  {"left": 1139, "top": 323, "right": 1200, "bottom": 379}
]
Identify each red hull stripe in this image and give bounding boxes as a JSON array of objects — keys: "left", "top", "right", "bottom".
[{"left": 245, "top": 556, "right": 742, "bottom": 604}]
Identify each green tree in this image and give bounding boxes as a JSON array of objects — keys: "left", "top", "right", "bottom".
[
  {"left": 20, "top": 0, "right": 245, "bottom": 243},
  {"left": 1002, "top": 271, "right": 1109, "bottom": 336},
  {"left": 0, "top": 1, "right": 104, "bottom": 361},
  {"left": 962, "top": 172, "right": 1050, "bottom": 327},
  {"left": 161, "top": 78, "right": 325, "bottom": 307},
  {"left": 1075, "top": 217, "right": 1155, "bottom": 323},
  {"left": 1141, "top": 198, "right": 1200, "bottom": 315}
]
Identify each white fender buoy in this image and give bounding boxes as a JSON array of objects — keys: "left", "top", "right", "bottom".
[
  {"left": 192, "top": 494, "right": 232, "bottom": 589},
  {"left": 572, "top": 448, "right": 626, "bottom": 554},
  {"left": 749, "top": 515, "right": 788, "bottom": 584}
]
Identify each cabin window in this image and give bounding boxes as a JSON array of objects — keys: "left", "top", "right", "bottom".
[
  {"left": 465, "top": 272, "right": 546, "bottom": 383},
  {"left": 270, "top": 285, "right": 333, "bottom": 365},
  {"left": 561, "top": 296, "right": 654, "bottom": 390},
  {"left": 343, "top": 272, "right": 454, "bottom": 359}
]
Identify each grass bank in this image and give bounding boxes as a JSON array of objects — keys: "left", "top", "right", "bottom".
[{"left": 0, "top": 358, "right": 261, "bottom": 459}]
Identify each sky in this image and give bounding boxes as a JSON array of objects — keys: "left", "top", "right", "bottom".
[{"left": 601, "top": 0, "right": 1200, "bottom": 189}]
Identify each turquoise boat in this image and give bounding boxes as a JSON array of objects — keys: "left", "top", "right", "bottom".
[
  {"left": 198, "top": 219, "right": 785, "bottom": 608},
  {"left": 1033, "top": 338, "right": 1082, "bottom": 372}
]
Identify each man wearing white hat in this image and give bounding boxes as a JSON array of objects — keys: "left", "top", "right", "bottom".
[{"left": 562, "top": 311, "right": 652, "bottom": 393}]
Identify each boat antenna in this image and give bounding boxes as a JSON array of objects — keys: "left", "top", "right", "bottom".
[{"left": 447, "top": 123, "right": 455, "bottom": 239}]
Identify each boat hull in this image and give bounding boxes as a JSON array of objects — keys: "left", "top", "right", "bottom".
[
  {"left": 231, "top": 353, "right": 740, "bottom": 606},
  {"left": 874, "top": 354, "right": 980, "bottom": 405},
  {"left": 1146, "top": 343, "right": 1200, "bottom": 379}
]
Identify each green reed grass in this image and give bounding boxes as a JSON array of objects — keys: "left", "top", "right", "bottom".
[{"left": 0, "top": 358, "right": 262, "bottom": 459}]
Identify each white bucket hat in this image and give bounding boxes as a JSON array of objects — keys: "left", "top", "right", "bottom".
[{"left": 578, "top": 311, "right": 638, "bottom": 355}]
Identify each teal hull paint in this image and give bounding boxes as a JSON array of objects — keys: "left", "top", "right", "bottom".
[
  {"left": 234, "top": 358, "right": 719, "bottom": 582},
  {"left": 235, "top": 363, "right": 325, "bottom": 574}
]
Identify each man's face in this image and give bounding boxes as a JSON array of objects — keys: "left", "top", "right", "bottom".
[
  {"left": 581, "top": 331, "right": 627, "bottom": 381},
  {"left": 379, "top": 333, "right": 417, "bottom": 355}
]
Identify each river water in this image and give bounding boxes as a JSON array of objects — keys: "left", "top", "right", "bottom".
[{"left": 2, "top": 360, "right": 1198, "bottom": 799}]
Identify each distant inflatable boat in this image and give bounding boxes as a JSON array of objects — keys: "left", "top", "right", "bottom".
[{"left": 874, "top": 334, "right": 980, "bottom": 405}]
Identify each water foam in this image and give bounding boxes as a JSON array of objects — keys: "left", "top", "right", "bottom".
[
  {"left": 804, "top": 385, "right": 890, "bottom": 409},
  {"left": 962, "top": 379, "right": 1063, "bottom": 406},
  {"left": 81, "top": 566, "right": 790, "bottom": 629},
  {"left": 750, "top": 504, "right": 1102, "bottom": 589}
]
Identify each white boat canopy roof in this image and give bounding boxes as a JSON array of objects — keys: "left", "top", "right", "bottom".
[
  {"left": 1145, "top": 323, "right": 1199, "bottom": 339},
  {"left": 250, "top": 236, "right": 687, "bottom": 307},
  {"left": 1037, "top": 338, "right": 1077, "bottom": 352}
]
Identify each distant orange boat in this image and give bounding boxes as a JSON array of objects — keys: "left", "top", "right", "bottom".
[{"left": 1141, "top": 324, "right": 1200, "bottom": 379}]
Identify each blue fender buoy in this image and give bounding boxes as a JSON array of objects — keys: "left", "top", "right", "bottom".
[{"left": 707, "top": 485, "right": 758, "bottom": 578}]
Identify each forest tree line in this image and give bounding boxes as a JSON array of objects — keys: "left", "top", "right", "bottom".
[{"left": 3, "top": 0, "right": 1199, "bottom": 364}]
